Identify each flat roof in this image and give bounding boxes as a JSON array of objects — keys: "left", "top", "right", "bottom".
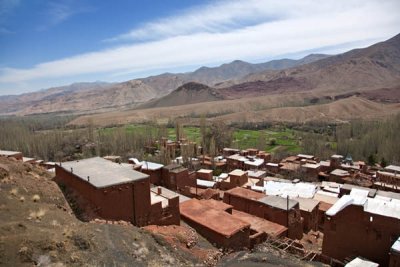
[
  {"left": 197, "top": 179, "right": 216, "bottom": 188},
  {"left": 330, "top": 169, "right": 350, "bottom": 176},
  {"left": 22, "top": 157, "right": 35, "bottom": 162},
  {"left": 225, "top": 187, "right": 265, "bottom": 200},
  {"left": 151, "top": 186, "right": 190, "bottom": 203},
  {"left": 244, "top": 158, "right": 264, "bottom": 167},
  {"left": 392, "top": 237, "right": 400, "bottom": 253},
  {"left": 198, "top": 199, "right": 233, "bottom": 212},
  {"left": 331, "top": 154, "right": 343, "bottom": 159},
  {"left": 197, "top": 169, "right": 213, "bottom": 174},
  {"left": 59, "top": 157, "right": 148, "bottom": 188},
  {"left": 0, "top": 150, "right": 21, "bottom": 156},
  {"left": 247, "top": 170, "right": 266, "bottom": 178},
  {"left": 266, "top": 162, "right": 279, "bottom": 167},
  {"left": 313, "top": 190, "right": 339, "bottom": 205},
  {"left": 302, "top": 163, "right": 320, "bottom": 169},
  {"left": 140, "top": 161, "right": 164, "bottom": 171},
  {"left": 229, "top": 169, "right": 246, "bottom": 176},
  {"left": 258, "top": 195, "right": 298, "bottom": 210},
  {"left": 231, "top": 210, "right": 287, "bottom": 237},
  {"left": 385, "top": 165, "right": 400, "bottom": 172},
  {"left": 180, "top": 199, "right": 250, "bottom": 237},
  {"left": 297, "top": 154, "right": 314, "bottom": 159},
  {"left": 345, "top": 257, "right": 378, "bottom": 267},
  {"left": 341, "top": 184, "right": 377, "bottom": 198},
  {"left": 376, "top": 190, "right": 400, "bottom": 200},
  {"left": 294, "top": 197, "right": 320, "bottom": 212}
]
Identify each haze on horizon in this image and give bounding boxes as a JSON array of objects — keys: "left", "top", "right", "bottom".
[{"left": 0, "top": 0, "right": 399, "bottom": 96}]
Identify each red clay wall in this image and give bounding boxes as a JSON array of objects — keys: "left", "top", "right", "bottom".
[
  {"left": 300, "top": 207, "right": 318, "bottom": 232},
  {"left": 322, "top": 205, "right": 400, "bottom": 266},
  {"left": 390, "top": 251, "right": 400, "bottom": 267},
  {"left": 223, "top": 192, "right": 303, "bottom": 239},
  {"left": 142, "top": 168, "right": 162, "bottom": 185},
  {"left": 55, "top": 165, "right": 135, "bottom": 222}
]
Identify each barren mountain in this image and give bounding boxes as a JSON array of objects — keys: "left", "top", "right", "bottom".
[
  {"left": 140, "top": 82, "right": 225, "bottom": 109},
  {"left": 0, "top": 54, "right": 329, "bottom": 115},
  {"left": 223, "top": 34, "right": 400, "bottom": 97}
]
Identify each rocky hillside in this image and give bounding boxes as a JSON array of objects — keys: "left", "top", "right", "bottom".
[{"left": 140, "top": 82, "right": 224, "bottom": 109}]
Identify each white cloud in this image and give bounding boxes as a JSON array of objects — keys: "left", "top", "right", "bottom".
[{"left": 0, "top": 0, "right": 399, "bottom": 94}]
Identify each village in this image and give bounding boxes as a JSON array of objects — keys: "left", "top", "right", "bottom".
[{"left": 1, "top": 136, "right": 400, "bottom": 267}]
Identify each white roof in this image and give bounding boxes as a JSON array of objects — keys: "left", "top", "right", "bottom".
[
  {"left": 345, "top": 257, "right": 378, "bottom": 267},
  {"left": 294, "top": 197, "right": 320, "bottom": 212},
  {"left": 22, "top": 157, "right": 35, "bottom": 162},
  {"left": 251, "top": 185, "right": 265, "bottom": 193},
  {"left": 228, "top": 154, "right": 247, "bottom": 162},
  {"left": 392, "top": 237, "right": 400, "bottom": 253},
  {"left": 327, "top": 191, "right": 400, "bottom": 219},
  {"left": 247, "top": 170, "right": 266, "bottom": 178},
  {"left": 245, "top": 158, "right": 264, "bottom": 167},
  {"left": 196, "top": 179, "right": 216, "bottom": 188},
  {"left": 140, "top": 161, "right": 164, "bottom": 171},
  {"left": 330, "top": 169, "right": 350, "bottom": 176},
  {"left": 266, "top": 162, "right": 279, "bottom": 167},
  {"left": 219, "top": 173, "right": 229, "bottom": 179},
  {"left": 297, "top": 154, "right": 314, "bottom": 159},
  {"left": 349, "top": 188, "right": 369, "bottom": 205},
  {"left": 385, "top": 165, "right": 400, "bottom": 172},
  {"left": 331, "top": 154, "right": 343, "bottom": 159},
  {"left": 59, "top": 157, "right": 148, "bottom": 188},
  {"left": 263, "top": 181, "right": 317, "bottom": 199},
  {"left": 0, "top": 150, "right": 21, "bottom": 156},
  {"left": 129, "top": 158, "right": 141, "bottom": 165},
  {"left": 319, "top": 160, "right": 330, "bottom": 167}
]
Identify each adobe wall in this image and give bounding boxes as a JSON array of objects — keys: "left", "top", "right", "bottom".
[
  {"left": 300, "top": 206, "right": 318, "bottom": 232},
  {"left": 142, "top": 168, "right": 162, "bottom": 185},
  {"left": 54, "top": 165, "right": 135, "bottom": 222},
  {"left": 223, "top": 192, "right": 303, "bottom": 239},
  {"left": 390, "top": 251, "right": 400, "bottom": 267},
  {"left": 322, "top": 205, "right": 400, "bottom": 266},
  {"left": 149, "top": 197, "right": 180, "bottom": 226}
]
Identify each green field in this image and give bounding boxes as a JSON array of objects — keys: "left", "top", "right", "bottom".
[{"left": 100, "top": 124, "right": 302, "bottom": 153}]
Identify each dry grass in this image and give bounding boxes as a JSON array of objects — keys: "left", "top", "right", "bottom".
[
  {"left": 28, "top": 208, "right": 46, "bottom": 220},
  {"left": 31, "top": 194, "right": 40, "bottom": 202}
]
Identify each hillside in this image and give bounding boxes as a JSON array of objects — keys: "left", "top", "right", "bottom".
[
  {"left": 140, "top": 82, "right": 225, "bottom": 109},
  {"left": 222, "top": 34, "right": 400, "bottom": 97},
  {"left": 0, "top": 54, "right": 329, "bottom": 116}
]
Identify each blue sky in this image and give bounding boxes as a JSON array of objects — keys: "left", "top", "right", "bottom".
[{"left": 0, "top": 0, "right": 399, "bottom": 96}]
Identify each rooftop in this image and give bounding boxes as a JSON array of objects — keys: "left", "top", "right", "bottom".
[
  {"left": 258, "top": 195, "right": 298, "bottom": 210},
  {"left": 385, "top": 165, "right": 400, "bottom": 173},
  {"left": 341, "top": 184, "right": 377, "bottom": 198},
  {"left": 244, "top": 158, "right": 264, "bottom": 167},
  {"left": 0, "top": 150, "right": 21, "bottom": 156},
  {"left": 247, "top": 170, "right": 266, "bottom": 178},
  {"left": 302, "top": 163, "right": 320, "bottom": 169},
  {"left": 330, "top": 169, "right": 350, "bottom": 176},
  {"left": 59, "top": 157, "right": 148, "bottom": 188},
  {"left": 326, "top": 189, "right": 400, "bottom": 219},
  {"left": 297, "top": 154, "right": 314, "bottom": 159},
  {"left": 294, "top": 197, "right": 320, "bottom": 212},
  {"left": 331, "top": 154, "right": 344, "bottom": 159},
  {"left": 197, "top": 179, "right": 216, "bottom": 188},
  {"left": 180, "top": 199, "right": 250, "bottom": 237},
  {"left": 140, "top": 161, "right": 164, "bottom": 171},
  {"left": 392, "top": 236, "right": 400, "bottom": 253},
  {"left": 229, "top": 169, "right": 246, "bottom": 176},
  {"left": 231, "top": 210, "right": 287, "bottom": 238},
  {"left": 225, "top": 187, "right": 265, "bottom": 200},
  {"left": 345, "top": 257, "right": 378, "bottom": 267},
  {"left": 197, "top": 169, "right": 213, "bottom": 174},
  {"left": 263, "top": 181, "right": 317, "bottom": 199},
  {"left": 151, "top": 186, "right": 190, "bottom": 203},
  {"left": 198, "top": 199, "right": 233, "bottom": 212}
]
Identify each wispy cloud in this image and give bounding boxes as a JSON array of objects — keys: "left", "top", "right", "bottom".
[
  {"left": 36, "top": 0, "right": 93, "bottom": 31},
  {"left": 0, "top": 0, "right": 399, "bottom": 94}
]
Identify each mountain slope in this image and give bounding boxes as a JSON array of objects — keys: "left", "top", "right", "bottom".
[
  {"left": 222, "top": 34, "right": 400, "bottom": 97},
  {"left": 140, "top": 82, "right": 224, "bottom": 109},
  {"left": 0, "top": 54, "right": 330, "bottom": 115}
]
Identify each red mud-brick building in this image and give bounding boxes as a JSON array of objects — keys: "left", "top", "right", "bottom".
[
  {"left": 196, "top": 169, "right": 213, "bottom": 181},
  {"left": 161, "top": 164, "right": 193, "bottom": 191},
  {"left": 55, "top": 157, "right": 180, "bottom": 227},
  {"left": 390, "top": 237, "right": 400, "bottom": 267},
  {"left": 322, "top": 190, "right": 400, "bottom": 266},
  {"left": 138, "top": 161, "right": 164, "bottom": 185},
  {"left": 223, "top": 187, "right": 303, "bottom": 239},
  {"left": 293, "top": 197, "right": 320, "bottom": 232},
  {"left": 220, "top": 169, "right": 248, "bottom": 190},
  {"left": 180, "top": 198, "right": 251, "bottom": 250},
  {"left": 376, "top": 165, "right": 400, "bottom": 192}
]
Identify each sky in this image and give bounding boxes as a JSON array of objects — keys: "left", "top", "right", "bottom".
[{"left": 0, "top": 0, "right": 399, "bottom": 96}]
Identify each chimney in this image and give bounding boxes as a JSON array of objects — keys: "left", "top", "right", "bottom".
[
  {"left": 87, "top": 176, "right": 90, "bottom": 182},
  {"left": 70, "top": 167, "right": 73, "bottom": 173},
  {"left": 157, "top": 187, "right": 162, "bottom": 195}
]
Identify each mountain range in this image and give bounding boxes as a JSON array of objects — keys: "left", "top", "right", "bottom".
[{"left": 1, "top": 33, "right": 400, "bottom": 121}]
